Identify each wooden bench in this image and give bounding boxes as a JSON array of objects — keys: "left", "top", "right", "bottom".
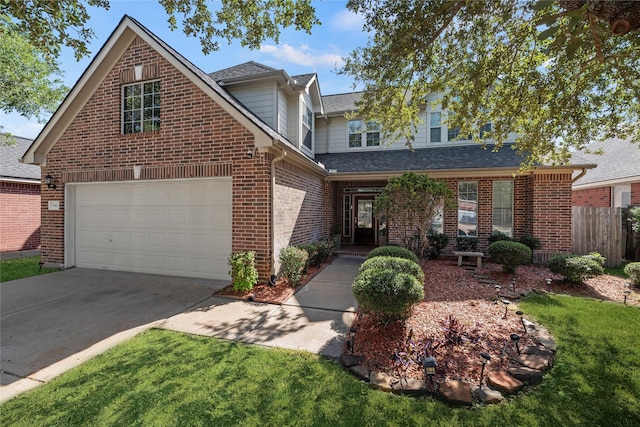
[{"left": 453, "top": 251, "right": 484, "bottom": 268}]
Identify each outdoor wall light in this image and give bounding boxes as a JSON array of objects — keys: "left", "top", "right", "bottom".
[
  {"left": 479, "top": 352, "right": 491, "bottom": 385},
  {"left": 44, "top": 173, "right": 56, "bottom": 190},
  {"left": 516, "top": 310, "right": 526, "bottom": 334},
  {"left": 510, "top": 333, "right": 521, "bottom": 355}
]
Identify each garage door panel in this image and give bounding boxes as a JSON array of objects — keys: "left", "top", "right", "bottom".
[{"left": 74, "top": 179, "right": 232, "bottom": 280}]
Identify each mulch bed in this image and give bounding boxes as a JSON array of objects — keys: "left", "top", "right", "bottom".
[
  {"left": 214, "top": 256, "right": 336, "bottom": 304},
  {"left": 351, "top": 257, "right": 638, "bottom": 384}
]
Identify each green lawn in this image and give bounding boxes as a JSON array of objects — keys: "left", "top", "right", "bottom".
[
  {"left": 1, "top": 294, "right": 639, "bottom": 427},
  {"left": 0, "top": 256, "right": 58, "bottom": 282}
]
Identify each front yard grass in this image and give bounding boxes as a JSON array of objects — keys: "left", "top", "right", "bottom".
[
  {"left": 1, "top": 294, "right": 639, "bottom": 426},
  {"left": 0, "top": 256, "right": 58, "bottom": 282}
]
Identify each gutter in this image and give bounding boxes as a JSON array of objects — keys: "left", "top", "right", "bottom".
[
  {"left": 571, "top": 167, "right": 588, "bottom": 183},
  {"left": 270, "top": 148, "right": 287, "bottom": 276}
]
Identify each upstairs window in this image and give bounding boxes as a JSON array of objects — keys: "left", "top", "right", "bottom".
[
  {"left": 430, "top": 112, "right": 441, "bottom": 143},
  {"left": 348, "top": 119, "right": 380, "bottom": 148},
  {"left": 123, "top": 81, "right": 160, "bottom": 134},
  {"left": 302, "top": 105, "right": 313, "bottom": 150}
]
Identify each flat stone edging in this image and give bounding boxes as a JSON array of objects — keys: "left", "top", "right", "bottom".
[{"left": 340, "top": 318, "right": 557, "bottom": 406}]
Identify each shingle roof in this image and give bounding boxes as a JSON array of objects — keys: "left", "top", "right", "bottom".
[
  {"left": 322, "top": 92, "right": 363, "bottom": 115},
  {"left": 0, "top": 136, "right": 40, "bottom": 181},
  {"left": 315, "top": 144, "right": 527, "bottom": 173},
  {"left": 291, "top": 73, "right": 315, "bottom": 87},
  {"left": 571, "top": 137, "right": 640, "bottom": 185},
  {"left": 208, "top": 61, "right": 277, "bottom": 81}
]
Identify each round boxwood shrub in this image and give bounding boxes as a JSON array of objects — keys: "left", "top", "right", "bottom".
[
  {"left": 367, "top": 245, "right": 419, "bottom": 263},
  {"left": 487, "top": 241, "right": 532, "bottom": 274},
  {"left": 549, "top": 252, "right": 605, "bottom": 284},
  {"left": 623, "top": 262, "right": 640, "bottom": 286},
  {"left": 359, "top": 256, "right": 425, "bottom": 283},
  {"left": 352, "top": 268, "right": 424, "bottom": 321}
]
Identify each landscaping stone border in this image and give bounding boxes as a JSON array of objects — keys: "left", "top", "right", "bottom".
[{"left": 340, "top": 315, "right": 557, "bottom": 406}]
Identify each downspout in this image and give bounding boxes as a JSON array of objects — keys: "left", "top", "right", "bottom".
[
  {"left": 271, "top": 148, "right": 287, "bottom": 278},
  {"left": 572, "top": 168, "right": 588, "bottom": 183}
]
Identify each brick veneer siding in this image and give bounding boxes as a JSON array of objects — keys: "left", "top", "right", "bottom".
[
  {"left": 0, "top": 182, "right": 41, "bottom": 252},
  {"left": 572, "top": 186, "right": 611, "bottom": 207},
  {"left": 531, "top": 172, "right": 573, "bottom": 260},
  {"left": 274, "top": 160, "right": 327, "bottom": 271},
  {"left": 40, "top": 36, "right": 274, "bottom": 278},
  {"left": 632, "top": 182, "right": 640, "bottom": 205}
]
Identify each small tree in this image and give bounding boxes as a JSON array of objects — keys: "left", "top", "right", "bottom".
[{"left": 374, "top": 172, "right": 453, "bottom": 258}]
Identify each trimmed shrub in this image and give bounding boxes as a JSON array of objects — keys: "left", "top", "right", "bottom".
[
  {"left": 427, "top": 233, "right": 449, "bottom": 259},
  {"left": 624, "top": 262, "right": 640, "bottom": 286},
  {"left": 488, "top": 241, "right": 532, "bottom": 274},
  {"left": 228, "top": 251, "right": 259, "bottom": 292},
  {"left": 549, "top": 252, "right": 605, "bottom": 284},
  {"left": 518, "top": 234, "right": 542, "bottom": 251},
  {"left": 456, "top": 237, "right": 478, "bottom": 252},
  {"left": 352, "top": 268, "right": 424, "bottom": 321},
  {"left": 488, "top": 231, "right": 512, "bottom": 244},
  {"left": 279, "top": 246, "right": 308, "bottom": 287},
  {"left": 359, "top": 256, "right": 425, "bottom": 283},
  {"left": 298, "top": 238, "right": 335, "bottom": 268},
  {"left": 367, "top": 245, "right": 419, "bottom": 263},
  {"left": 298, "top": 242, "right": 319, "bottom": 270}
]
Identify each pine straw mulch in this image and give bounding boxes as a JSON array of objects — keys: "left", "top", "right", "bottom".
[
  {"left": 214, "top": 256, "right": 336, "bottom": 304},
  {"left": 350, "top": 258, "right": 639, "bottom": 385}
]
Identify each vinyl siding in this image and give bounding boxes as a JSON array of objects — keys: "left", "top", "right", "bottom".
[{"left": 225, "top": 82, "right": 276, "bottom": 128}]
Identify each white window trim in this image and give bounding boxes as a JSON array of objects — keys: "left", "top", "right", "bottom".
[
  {"left": 346, "top": 119, "right": 381, "bottom": 150},
  {"left": 492, "top": 180, "right": 514, "bottom": 237},
  {"left": 301, "top": 100, "right": 313, "bottom": 153},
  {"left": 121, "top": 79, "right": 160, "bottom": 135}
]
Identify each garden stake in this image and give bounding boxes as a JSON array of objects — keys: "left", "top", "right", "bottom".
[
  {"left": 501, "top": 299, "right": 511, "bottom": 319},
  {"left": 510, "top": 334, "right": 521, "bottom": 355},
  {"left": 516, "top": 310, "right": 526, "bottom": 334},
  {"left": 479, "top": 352, "right": 491, "bottom": 385},
  {"left": 624, "top": 289, "right": 631, "bottom": 305}
]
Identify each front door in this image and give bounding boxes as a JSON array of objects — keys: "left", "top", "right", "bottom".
[{"left": 354, "top": 198, "right": 375, "bottom": 244}]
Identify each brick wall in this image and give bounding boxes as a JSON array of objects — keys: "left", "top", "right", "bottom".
[
  {"left": 572, "top": 186, "right": 611, "bottom": 207},
  {"left": 532, "top": 172, "right": 573, "bottom": 260},
  {"left": 0, "top": 182, "right": 41, "bottom": 252},
  {"left": 274, "top": 160, "right": 327, "bottom": 271},
  {"left": 41, "top": 36, "right": 274, "bottom": 278}
]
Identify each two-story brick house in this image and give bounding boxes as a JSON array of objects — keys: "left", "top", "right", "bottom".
[{"left": 22, "top": 15, "right": 590, "bottom": 281}]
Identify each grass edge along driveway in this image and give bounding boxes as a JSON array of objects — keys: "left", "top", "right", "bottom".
[{"left": 1, "top": 293, "right": 639, "bottom": 427}]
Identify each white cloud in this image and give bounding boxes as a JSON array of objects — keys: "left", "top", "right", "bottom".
[
  {"left": 330, "top": 9, "right": 366, "bottom": 31},
  {"left": 0, "top": 114, "right": 44, "bottom": 140},
  {"left": 259, "top": 44, "right": 344, "bottom": 69}
]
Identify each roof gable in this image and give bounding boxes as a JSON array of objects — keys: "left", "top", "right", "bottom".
[
  {"left": 571, "top": 137, "right": 640, "bottom": 187},
  {"left": 22, "top": 15, "right": 285, "bottom": 165}
]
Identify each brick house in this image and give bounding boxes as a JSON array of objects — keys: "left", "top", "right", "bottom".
[
  {"left": 1, "top": 136, "right": 41, "bottom": 253},
  {"left": 22, "top": 16, "right": 590, "bottom": 280},
  {"left": 571, "top": 137, "right": 640, "bottom": 208}
]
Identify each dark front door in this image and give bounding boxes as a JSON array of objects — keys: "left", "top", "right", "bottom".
[{"left": 354, "top": 198, "right": 375, "bottom": 244}]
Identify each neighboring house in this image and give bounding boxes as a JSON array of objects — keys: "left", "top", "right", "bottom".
[
  {"left": 22, "top": 16, "right": 592, "bottom": 280},
  {"left": 1, "top": 136, "right": 41, "bottom": 253},
  {"left": 571, "top": 137, "right": 640, "bottom": 207}
]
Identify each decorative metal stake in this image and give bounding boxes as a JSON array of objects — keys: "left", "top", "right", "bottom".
[
  {"left": 501, "top": 299, "right": 511, "bottom": 319},
  {"left": 624, "top": 289, "right": 631, "bottom": 305},
  {"left": 479, "top": 352, "right": 491, "bottom": 385},
  {"left": 510, "top": 333, "right": 521, "bottom": 355},
  {"left": 516, "top": 310, "right": 526, "bottom": 334}
]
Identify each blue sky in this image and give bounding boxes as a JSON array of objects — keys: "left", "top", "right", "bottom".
[{"left": 1, "top": 0, "right": 368, "bottom": 139}]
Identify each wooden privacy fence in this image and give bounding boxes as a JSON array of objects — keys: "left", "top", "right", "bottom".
[{"left": 572, "top": 206, "right": 624, "bottom": 268}]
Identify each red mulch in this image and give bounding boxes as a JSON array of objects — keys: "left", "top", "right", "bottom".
[
  {"left": 215, "top": 256, "right": 336, "bottom": 304},
  {"left": 351, "top": 258, "right": 638, "bottom": 385}
]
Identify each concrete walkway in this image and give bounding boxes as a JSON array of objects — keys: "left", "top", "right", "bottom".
[
  {"left": 157, "top": 255, "right": 361, "bottom": 358},
  {"left": 0, "top": 255, "right": 362, "bottom": 403}
]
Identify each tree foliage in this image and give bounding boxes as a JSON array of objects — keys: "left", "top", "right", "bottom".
[
  {"left": 374, "top": 172, "right": 453, "bottom": 257},
  {"left": 0, "top": 16, "right": 68, "bottom": 144},
  {"left": 1, "top": 0, "right": 319, "bottom": 62},
  {"left": 343, "top": 0, "right": 640, "bottom": 168}
]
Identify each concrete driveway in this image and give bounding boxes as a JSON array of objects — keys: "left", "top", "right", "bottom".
[{"left": 1, "top": 268, "right": 227, "bottom": 386}]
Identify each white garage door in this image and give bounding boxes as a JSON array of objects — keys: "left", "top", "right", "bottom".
[{"left": 73, "top": 179, "right": 232, "bottom": 280}]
